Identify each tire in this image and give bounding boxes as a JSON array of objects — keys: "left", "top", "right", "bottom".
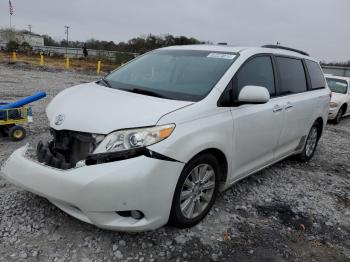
[
  {"left": 297, "top": 123, "right": 320, "bottom": 162},
  {"left": 169, "top": 153, "right": 221, "bottom": 228},
  {"left": 334, "top": 107, "right": 344, "bottom": 124},
  {"left": 0, "top": 124, "right": 15, "bottom": 137},
  {"left": 8, "top": 125, "right": 26, "bottom": 141}
]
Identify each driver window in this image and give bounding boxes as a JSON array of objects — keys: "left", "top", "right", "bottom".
[{"left": 236, "top": 56, "right": 276, "bottom": 97}]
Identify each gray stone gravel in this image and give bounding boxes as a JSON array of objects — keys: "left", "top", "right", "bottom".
[{"left": 0, "top": 63, "right": 349, "bottom": 261}]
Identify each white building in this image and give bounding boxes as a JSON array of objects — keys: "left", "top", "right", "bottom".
[
  {"left": 0, "top": 29, "right": 44, "bottom": 48},
  {"left": 22, "top": 32, "right": 44, "bottom": 46}
]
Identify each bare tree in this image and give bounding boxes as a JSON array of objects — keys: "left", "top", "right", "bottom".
[{"left": 0, "top": 27, "right": 17, "bottom": 42}]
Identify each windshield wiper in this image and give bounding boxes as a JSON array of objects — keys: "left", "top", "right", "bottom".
[
  {"left": 99, "top": 78, "right": 111, "bottom": 88},
  {"left": 98, "top": 81, "right": 167, "bottom": 99},
  {"left": 125, "top": 88, "right": 167, "bottom": 99}
]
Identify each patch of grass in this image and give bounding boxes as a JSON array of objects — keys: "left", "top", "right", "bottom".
[{"left": 0, "top": 52, "right": 120, "bottom": 73}]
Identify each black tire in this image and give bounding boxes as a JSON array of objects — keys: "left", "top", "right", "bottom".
[
  {"left": 0, "top": 126, "right": 5, "bottom": 137},
  {"left": 0, "top": 124, "right": 15, "bottom": 137},
  {"left": 8, "top": 125, "right": 26, "bottom": 141},
  {"left": 297, "top": 122, "right": 320, "bottom": 162},
  {"left": 169, "top": 153, "right": 221, "bottom": 228},
  {"left": 334, "top": 107, "right": 344, "bottom": 124}
]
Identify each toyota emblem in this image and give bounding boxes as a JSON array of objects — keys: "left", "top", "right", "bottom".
[{"left": 55, "top": 114, "right": 65, "bottom": 125}]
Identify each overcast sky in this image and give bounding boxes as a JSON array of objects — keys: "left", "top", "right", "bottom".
[{"left": 0, "top": 0, "right": 349, "bottom": 61}]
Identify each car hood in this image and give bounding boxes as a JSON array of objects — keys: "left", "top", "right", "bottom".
[{"left": 46, "top": 82, "right": 193, "bottom": 134}]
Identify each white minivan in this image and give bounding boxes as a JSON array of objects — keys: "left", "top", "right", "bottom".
[{"left": 1, "top": 45, "right": 330, "bottom": 231}]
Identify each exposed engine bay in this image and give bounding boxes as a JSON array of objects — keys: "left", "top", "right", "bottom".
[{"left": 37, "top": 129, "right": 103, "bottom": 169}]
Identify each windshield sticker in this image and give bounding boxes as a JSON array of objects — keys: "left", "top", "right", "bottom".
[{"left": 207, "top": 53, "right": 236, "bottom": 60}]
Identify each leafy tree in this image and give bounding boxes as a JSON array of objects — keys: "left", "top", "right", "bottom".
[
  {"left": 43, "top": 34, "right": 59, "bottom": 46},
  {"left": 6, "top": 40, "right": 19, "bottom": 51},
  {"left": 19, "top": 41, "right": 32, "bottom": 52}
]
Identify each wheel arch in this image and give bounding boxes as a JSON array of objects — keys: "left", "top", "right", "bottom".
[
  {"left": 340, "top": 103, "right": 348, "bottom": 115},
  {"left": 314, "top": 117, "right": 324, "bottom": 140},
  {"left": 187, "top": 148, "right": 229, "bottom": 185}
]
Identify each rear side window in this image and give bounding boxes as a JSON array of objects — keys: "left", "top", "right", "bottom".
[
  {"left": 235, "top": 56, "right": 276, "bottom": 96},
  {"left": 305, "top": 60, "right": 325, "bottom": 89},
  {"left": 276, "top": 57, "right": 307, "bottom": 95}
]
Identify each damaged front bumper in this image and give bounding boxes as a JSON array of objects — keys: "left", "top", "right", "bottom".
[
  {"left": 328, "top": 107, "right": 339, "bottom": 120},
  {"left": 0, "top": 144, "right": 185, "bottom": 231}
]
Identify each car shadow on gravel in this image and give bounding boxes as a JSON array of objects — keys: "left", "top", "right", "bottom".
[{"left": 255, "top": 203, "right": 313, "bottom": 231}]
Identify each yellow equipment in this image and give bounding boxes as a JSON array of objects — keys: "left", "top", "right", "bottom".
[{"left": 0, "top": 106, "right": 32, "bottom": 141}]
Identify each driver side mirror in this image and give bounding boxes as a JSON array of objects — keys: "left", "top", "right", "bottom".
[{"left": 238, "top": 85, "right": 270, "bottom": 104}]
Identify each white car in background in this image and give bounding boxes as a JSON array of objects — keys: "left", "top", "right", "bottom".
[
  {"left": 326, "top": 76, "right": 350, "bottom": 123},
  {"left": 1, "top": 44, "right": 330, "bottom": 231}
]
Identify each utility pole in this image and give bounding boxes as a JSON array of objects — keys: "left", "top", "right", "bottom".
[
  {"left": 28, "top": 24, "right": 32, "bottom": 33},
  {"left": 64, "top": 25, "right": 70, "bottom": 55}
]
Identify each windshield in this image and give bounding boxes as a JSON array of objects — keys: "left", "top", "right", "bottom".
[
  {"left": 103, "top": 49, "right": 237, "bottom": 101},
  {"left": 326, "top": 78, "right": 348, "bottom": 94}
]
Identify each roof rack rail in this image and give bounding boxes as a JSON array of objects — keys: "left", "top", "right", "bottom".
[{"left": 261, "top": 44, "right": 309, "bottom": 56}]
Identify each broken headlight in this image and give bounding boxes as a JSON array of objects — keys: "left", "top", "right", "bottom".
[
  {"left": 330, "top": 102, "right": 338, "bottom": 108},
  {"left": 93, "top": 124, "right": 175, "bottom": 154}
]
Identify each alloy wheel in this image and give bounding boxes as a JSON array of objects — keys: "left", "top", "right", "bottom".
[
  {"left": 305, "top": 126, "right": 318, "bottom": 158},
  {"left": 180, "top": 164, "right": 216, "bottom": 219}
]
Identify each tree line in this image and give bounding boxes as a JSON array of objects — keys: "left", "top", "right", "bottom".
[
  {"left": 44, "top": 34, "right": 207, "bottom": 54},
  {"left": 321, "top": 60, "right": 350, "bottom": 67}
]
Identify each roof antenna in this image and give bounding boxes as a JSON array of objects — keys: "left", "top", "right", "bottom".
[{"left": 276, "top": 41, "right": 281, "bottom": 46}]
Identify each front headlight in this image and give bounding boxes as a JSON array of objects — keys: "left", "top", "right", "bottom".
[
  {"left": 93, "top": 124, "right": 175, "bottom": 154},
  {"left": 330, "top": 102, "right": 338, "bottom": 108}
]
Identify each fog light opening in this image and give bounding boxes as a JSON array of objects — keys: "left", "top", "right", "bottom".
[
  {"left": 116, "top": 210, "right": 144, "bottom": 220},
  {"left": 116, "top": 211, "right": 131, "bottom": 217},
  {"left": 131, "top": 210, "right": 144, "bottom": 220}
]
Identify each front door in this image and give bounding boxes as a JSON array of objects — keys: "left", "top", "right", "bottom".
[{"left": 229, "top": 55, "right": 284, "bottom": 181}]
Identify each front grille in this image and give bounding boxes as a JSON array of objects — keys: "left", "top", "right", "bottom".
[{"left": 37, "top": 129, "right": 99, "bottom": 169}]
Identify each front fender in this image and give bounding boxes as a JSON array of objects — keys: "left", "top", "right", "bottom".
[{"left": 148, "top": 109, "right": 233, "bottom": 178}]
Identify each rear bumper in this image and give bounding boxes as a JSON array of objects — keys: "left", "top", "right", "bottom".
[{"left": 0, "top": 145, "right": 184, "bottom": 231}]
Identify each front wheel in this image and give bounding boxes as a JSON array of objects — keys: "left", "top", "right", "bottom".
[
  {"left": 169, "top": 153, "right": 221, "bottom": 228},
  {"left": 334, "top": 107, "right": 344, "bottom": 124},
  {"left": 297, "top": 123, "right": 320, "bottom": 162}
]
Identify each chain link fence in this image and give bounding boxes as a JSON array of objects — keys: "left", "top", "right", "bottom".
[{"left": 30, "top": 46, "right": 138, "bottom": 64}]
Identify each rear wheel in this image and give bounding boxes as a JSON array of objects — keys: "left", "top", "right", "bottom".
[
  {"left": 169, "top": 153, "right": 221, "bottom": 228},
  {"left": 334, "top": 107, "right": 344, "bottom": 124},
  {"left": 297, "top": 123, "right": 320, "bottom": 162},
  {"left": 8, "top": 125, "right": 26, "bottom": 141}
]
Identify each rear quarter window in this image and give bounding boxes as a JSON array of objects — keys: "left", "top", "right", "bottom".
[
  {"left": 276, "top": 57, "right": 307, "bottom": 95},
  {"left": 305, "top": 60, "right": 325, "bottom": 89}
]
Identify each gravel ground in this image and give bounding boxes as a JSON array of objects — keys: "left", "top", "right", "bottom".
[{"left": 0, "top": 63, "right": 349, "bottom": 262}]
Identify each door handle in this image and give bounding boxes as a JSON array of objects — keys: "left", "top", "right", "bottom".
[
  {"left": 285, "top": 102, "right": 293, "bottom": 110},
  {"left": 273, "top": 105, "right": 283, "bottom": 112}
]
